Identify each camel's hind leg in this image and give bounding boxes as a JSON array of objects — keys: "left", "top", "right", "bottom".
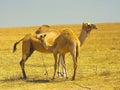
[
  {"left": 70, "top": 46, "right": 77, "bottom": 80},
  {"left": 71, "top": 55, "right": 77, "bottom": 80},
  {"left": 20, "top": 57, "right": 28, "bottom": 79},
  {"left": 20, "top": 41, "right": 34, "bottom": 79},
  {"left": 72, "top": 57, "right": 78, "bottom": 80}
]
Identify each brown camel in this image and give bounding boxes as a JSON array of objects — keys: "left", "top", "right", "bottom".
[
  {"left": 13, "top": 22, "right": 97, "bottom": 79},
  {"left": 37, "top": 28, "right": 80, "bottom": 80},
  {"left": 13, "top": 25, "right": 61, "bottom": 79}
]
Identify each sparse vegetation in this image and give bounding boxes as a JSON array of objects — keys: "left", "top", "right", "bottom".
[
  {"left": 99, "top": 70, "right": 111, "bottom": 76},
  {"left": 0, "top": 23, "right": 120, "bottom": 90}
]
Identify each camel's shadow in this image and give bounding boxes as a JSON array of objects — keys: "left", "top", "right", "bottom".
[
  {"left": 0, "top": 75, "right": 50, "bottom": 83},
  {"left": 26, "top": 79, "right": 50, "bottom": 83},
  {"left": 25, "top": 78, "right": 67, "bottom": 83},
  {"left": 0, "top": 75, "right": 68, "bottom": 83}
]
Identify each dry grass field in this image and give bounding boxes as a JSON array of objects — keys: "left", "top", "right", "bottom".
[{"left": 0, "top": 23, "right": 120, "bottom": 90}]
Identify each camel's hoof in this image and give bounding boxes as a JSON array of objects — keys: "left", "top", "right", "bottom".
[
  {"left": 58, "top": 72, "right": 63, "bottom": 78},
  {"left": 51, "top": 77, "right": 55, "bottom": 80},
  {"left": 66, "top": 77, "right": 68, "bottom": 79},
  {"left": 23, "top": 76, "right": 27, "bottom": 80},
  {"left": 58, "top": 76, "right": 63, "bottom": 78},
  {"left": 72, "top": 77, "right": 75, "bottom": 81},
  {"left": 63, "top": 73, "right": 67, "bottom": 78}
]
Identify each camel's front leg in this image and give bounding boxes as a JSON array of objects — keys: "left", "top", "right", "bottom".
[
  {"left": 58, "top": 54, "right": 68, "bottom": 79},
  {"left": 57, "top": 55, "right": 63, "bottom": 78},
  {"left": 52, "top": 53, "right": 58, "bottom": 80},
  {"left": 61, "top": 54, "right": 68, "bottom": 79}
]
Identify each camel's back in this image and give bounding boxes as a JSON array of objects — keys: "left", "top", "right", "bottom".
[
  {"left": 55, "top": 28, "right": 78, "bottom": 44},
  {"left": 35, "top": 28, "right": 61, "bottom": 45},
  {"left": 53, "top": 28, "right": 79, "bottom": 53}
]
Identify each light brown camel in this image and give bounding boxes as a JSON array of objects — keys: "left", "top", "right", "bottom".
[
  {"left": 37, "top": 22, "right": 97, "bottom": 80},
  {"left": 13, "top": 25, "right": 61, "bottom": 79},
  {"left": 37, "top": 28, "right": 80, "bottom": 80},
  {"left": 13, "top": 22, "right": 97, "bottom": 79}
]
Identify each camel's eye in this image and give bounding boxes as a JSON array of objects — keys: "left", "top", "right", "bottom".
[
  {"left": 88, "top": 24, "right": 91, "bottom": 27},
  {"left": 44, "top": 34, "right": 46, "bottom": 37}
]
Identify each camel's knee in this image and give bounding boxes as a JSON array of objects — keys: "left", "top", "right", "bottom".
[
  {"left": 20, "top": 60, "right": 23, "bottom": 66},
  {"left": 20, "top": 59, "right": 25, "bottom": 68},
  {"left": 74, "top": 63, "right": 77, "bottom": 71}
]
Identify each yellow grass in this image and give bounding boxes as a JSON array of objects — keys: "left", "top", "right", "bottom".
[{"left": 0, "top": 23, "right": 120, "bottom": 90}]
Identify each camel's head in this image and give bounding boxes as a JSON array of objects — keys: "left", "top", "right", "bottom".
[
  {"left": 37, "top": 34, "right": 47, "bottom": 42},
  {"left": 82, "top": 22, "right": 97, "bottom": 33},
  {"left": 35, "top": 25, "right": 50, "bottom": 34}
]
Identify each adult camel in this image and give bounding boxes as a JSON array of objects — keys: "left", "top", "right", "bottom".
[{"left": 13, "top": 25, "right": 61, "bottom": 79}]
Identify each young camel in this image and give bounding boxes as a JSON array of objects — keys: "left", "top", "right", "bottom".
[
  {"left": 37, "top": 28, "right": 80, "bottom": 80},
  {"left": 37, "top": 22, "right": 97, "bottom": 80}
]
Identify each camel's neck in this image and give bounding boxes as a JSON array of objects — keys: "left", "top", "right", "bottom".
[
  {"left": 42, "top": 40, "right": 53, "bottom": 52},
  {"left": 79, "top": 29, "right": 91, "bottom": 46}
]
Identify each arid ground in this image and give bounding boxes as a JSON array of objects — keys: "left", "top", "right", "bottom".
[{"left": 0, "top": 23, "right": 120, "bottom": 90}]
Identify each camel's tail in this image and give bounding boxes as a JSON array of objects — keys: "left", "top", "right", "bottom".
[{"left": 13, "top": 38, "right": 24, "bottom": 53}]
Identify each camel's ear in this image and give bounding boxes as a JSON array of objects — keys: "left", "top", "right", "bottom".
[
  {"left": 87, "top": 22, "right": 90, "bottom": 25},
  {"left": 83, "top": 22, "right": 91, "bottom": 26},
  {"left": 83, "top": 22, "right": 88, "bottom": 28},
  {"left": 35, "top": 27, "right": 41, "bottom": 34},
  {"left": 83, "top": 22, "right": 93, "bottom": 28},
  {"left": 88, "top": 23, "right": 92, "bottom": 28},
  {"left": 88, "top": 23, "right": 91, "bottom": 26}
]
